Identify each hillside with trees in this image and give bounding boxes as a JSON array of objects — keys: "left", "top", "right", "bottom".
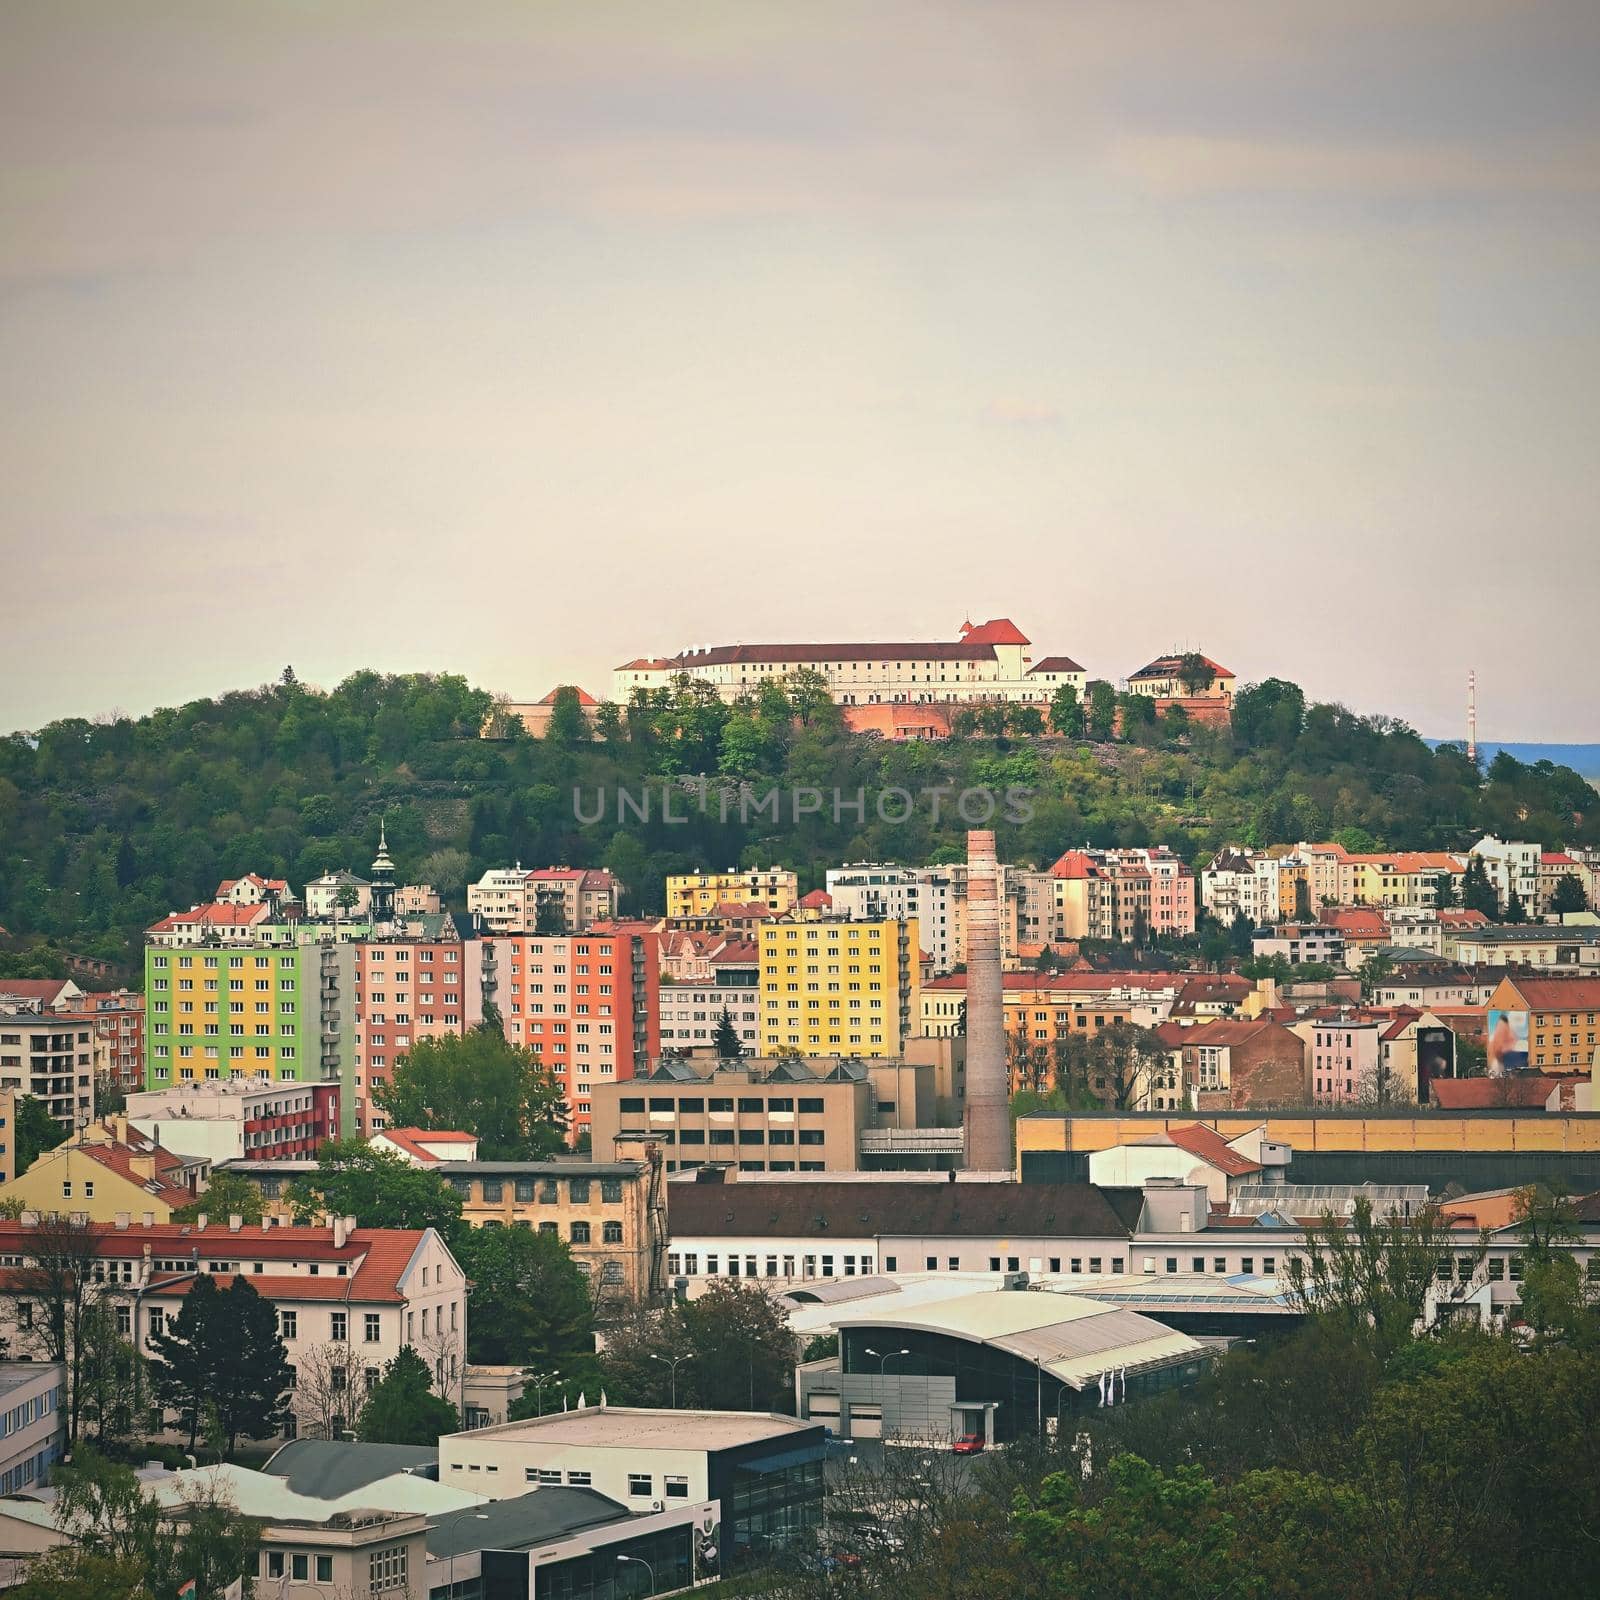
[{"left": 1, "top": 667, "right": 1594, "bottom": 964}]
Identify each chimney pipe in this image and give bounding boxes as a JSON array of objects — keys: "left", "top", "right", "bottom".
[{"left": 963, "top": 829, "right": 1011, "bottom": 1173}]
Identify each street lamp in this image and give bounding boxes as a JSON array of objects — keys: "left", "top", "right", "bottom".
[
  {"left": 617, "top": 1552, "right": 656, "bottom": 1594},
  {"left": 524, "top": 1369, "right": 561, "bottom": 1416},
  {"left": 651, "top": 1351, "right": 693, "bottom": 1408},
  {"left": 864, "top": 1346, "right": 909, "bottom": 1375},
  {"left": 443, "top": 1508, "right": 490, "bottom": 1600}
]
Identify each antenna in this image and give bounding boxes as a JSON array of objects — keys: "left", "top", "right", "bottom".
[{"left": 1466, "top": 669, "right": 1477, "bottom": 764}]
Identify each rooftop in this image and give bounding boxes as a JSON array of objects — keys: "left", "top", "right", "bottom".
[
  {"left": 450, "top": 1406, "right": 816, "bottom": 1451},
  {"left": 264, "top": 1440, "right": 439, "bottom": 1500}
]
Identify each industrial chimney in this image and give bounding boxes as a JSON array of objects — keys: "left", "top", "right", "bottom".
[{"left": 963, "top": 828, "right": 1011, "bottom": 1172}]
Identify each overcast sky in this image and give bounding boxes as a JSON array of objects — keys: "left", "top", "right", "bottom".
[{"left": 2, "top": 1, "right": 1598, "bottom": 740}]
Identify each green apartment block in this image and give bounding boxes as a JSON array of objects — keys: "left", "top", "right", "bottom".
[{"left": 144, "top": 941, "right": 357, "bottom": 1136}]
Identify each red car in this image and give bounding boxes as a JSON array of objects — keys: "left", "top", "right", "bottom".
[{"left": 952, "top": 1433, "right": 986, "bottom": 1455}]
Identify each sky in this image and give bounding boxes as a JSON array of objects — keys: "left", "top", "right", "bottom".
[{"left": 2, "top": 1, "right": 1598, "bottom": 741}]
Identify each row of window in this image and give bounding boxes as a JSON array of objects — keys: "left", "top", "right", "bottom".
[
  {"left": 620, "top": 1128, "right": 827, "bottom": 1147},
  {"left": 619, "top": 1096, "right": 828, "bottom": 1114},
  {"left": 447, "top": 1177, "right": 625, "bottom": 1205}
]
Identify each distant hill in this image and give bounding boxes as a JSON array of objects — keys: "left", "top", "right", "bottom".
[{"left": 1428, "top": 741, "right": 1600, "bottom": 779}]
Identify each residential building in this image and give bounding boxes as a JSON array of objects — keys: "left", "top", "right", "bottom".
[
  {"left": 0, "top": 1363, "right": 66, "bottom": 1497},
  {"left": 1087, "top": 1123, "right": 1285, "bottom": 1206},
  {"left": 757, "top": 919, "right": 919, "bottom": 1058},
  {"left": 395, "top": 883, "right": 442, "bottom": 917},
  {"left": 1449, "top": 927, "right": 1600, "bottom": 972},
  {"left": 144, "top": 941, "right": 357, "bottom": 1137},
  {"left": 826, "top": 865, "right": 958, "bottom": 973},
  {"left": 1200, "top": 849, "right": 1280, "bottom": 928},
  {"left": 439, "top": 1406, "right": 825, "bottom": 1563},
  {"left": 920, "top": 971, "right": 1185, "bottom": 1040},
  {"left": 214, "top": 873, "right": 294, "bottom": 910},
  {"left": 368, "top": 1128, "right": 479, "bottom": 1165},
  {"left": 1486, "top": 975, "right": 1600, "bottom": 1072},
  {"left": 303, "top": 870, "right": 373, "bottom": 922},
  {"left": 1295, "top": 1013, "right": 1384, "bottom": 1105},
  {"left": 56, "top": 989, "right": 145, "bottom": 1098},
  {"left": 0, "top": 1217, "right": 467, "bottom": 1437},
  {"left": 666, "top": 868, "right": 798, "bottom": 920},
  {"left": 1318, "top": 908, "right": 1389, "bottom": 966},
  {"left": 615, "top": 617, "right": 1085, "bottom": 708},
  {"left": 0, "top": 1116, "right": 205, "bottom": 1221},
  {"left": 467, "top": 866, "right": 620, "bottom": 934},
  {"left": 1469, "top": 836, "right": 1541, "bottom": 916},
  {"left": 144, "top": 903, "right": 274, "bottom": 947},
  {"left": 484, "top": 926, "right": 660, "bottom": 1141},
  {"left": 592, "top": 1056, "right": 936, "bottom": 1174},
  {"left": 1252, "top": 924, "right": 1345, "bottom": 967},
  {"left": 0, "top": 1087, "right": 14, "bottom": 1185},
  {"left": 1178, "top": 1018, "right": 1306, "bottom": 1109},
  {"left": 0, "top": 977, "right": 84, "bottom": 1010},
  {"left": 227, "top": 1156, "right": 662, "bottom": 1305},
  {"left": 663, "top": 1178, "right": 1143, "bottom": 1289},
  {"left": 657, "top": 941, "right": 760, "bottom": 1054},
  {"left": 1037, "top": 847, "right": 1195, "bottom": 943},
  {"left": 0, "top": 999, "right": 96, "bottom": 1131},
  {"left": 126, "top": 1077, "right": 340, "bottom": 1165},
  {"left": 1124, "top": 653, "right": 1236, "bottom": 701},
  {"left": 353, "top": 929, "right": 483, "bottom": 1137}
]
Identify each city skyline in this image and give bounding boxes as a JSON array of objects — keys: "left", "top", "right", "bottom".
[{"left": 3, "top": 2, "right": 1599, "bottom": 738}]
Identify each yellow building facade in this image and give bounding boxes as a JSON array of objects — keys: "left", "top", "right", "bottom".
[
  {"left": 667, "top": 868, "right": 798, "bottom": 919},
  {"left": 759, "top": 919, "right": 919, "bottom": 1058}
]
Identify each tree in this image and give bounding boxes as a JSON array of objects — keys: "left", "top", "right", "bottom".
[
  {"left": 148, "top": 1274, "right": 224, "bottom": 1452},
  {"left": 545, "top": 686, "right": 590, "bottom": 747},
  {"left": 1232, "top": 677, "right": 1306, "bottom": 749},
  {"left": 213, "top": 1277, "right": 292, "bottom": 1450},
  {"left": 52, "top": 1446, "right": 261, "bottom": 1600},
  {"left": 1433, "top": 870, "right": 1457, "bottom": 908},
  {"left": 76, "top": 1300, "right": 146, "bottom": 1449},
  {"left": 1086, "top": 681, "right": 1117, "bottom": 742},
  {"left": 601, "top": 1280, "right": 794, "bottom": 1412},
  {"left": 1358, "top": 951, "right": 1397, "bottom": 1003},
  {"left": 15, "top": 1095, "right": 67, "bottom": 1176},
  {"left": 1550, "top": 872, "right": 1588, "bottom": 915},
  {"left": 1049, "top": 683, "right": 1083, "bottom": 737},
  {"left": 375, "top": 1030, "right": 569, "bottom": 1159},
  {"left": 1, "top": 1212, "right": 106, "bottom": 1444},
  {"left": 1461, "top": 856, "right": 1500, "bottom": 917},
  {"left": 1285, "top": 1197, "right": 1486, "bottom": 1361},
  {"left": 1010, "top": 704, "right": 1046, "bottom": 737},
  {"left": 9, "top": 1548, "right": 154, "bottom": 1600},
  {"left": 1511, "top": 1186, "right": 1594, "bottom": 1348},
  {"left": 1176, "top": 652, "right": 1217, "bottom": 697},
  {"left": 357, "top": 1345, "right": 460, "bottom": 1444},
  {"left": 534, "top": 894, "right": 567, "bottom": 934},
  {"left": 1052, "top": 1022, "right": 1168, "bottom": 1110},
  {"left": 713, "top": 1006, "right": 744, "bottom": 1059},
  {"left": 173, "top": 1170, "right": 264, "bottom": 1227},
  {"left": 455, "top": 1224, "right": 597, "bottom": 1370},
  {"left": 294, "top": 1341, "right": 370, "bottom": 1441},
  {"left": 286, "top": 1139, "right": 463, "bottom": 1235},
  {"left": 781, "top": 667, "right": 836, "bottom": 731}
]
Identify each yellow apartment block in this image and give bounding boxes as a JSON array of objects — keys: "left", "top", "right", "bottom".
[
  {"left": 759, "top": 919, "right": 919, "bottom": 1058},
  {"left": 667, "top": 868, "right": 798, "bottom": 919}
]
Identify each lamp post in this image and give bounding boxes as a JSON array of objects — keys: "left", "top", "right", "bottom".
[
  {"left": 617, "top": 1552, "right": 656, "bottom": 1594},
  {"left": 651, "top": 1351, "right": 693, "bottom": 1409},
  {"left": 444, "top": 1508, "right": 489, "bottom": 1600},
  {"left": 524, "top": 1369, "right": 561, "bottom": 1416},
  {"left": 864, "top": 1346, "right": 909, "bottom": 1375}
]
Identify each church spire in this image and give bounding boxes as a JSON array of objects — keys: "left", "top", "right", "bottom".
[{"left": 370, "top": 817, "right": 396, "bottom": 924}]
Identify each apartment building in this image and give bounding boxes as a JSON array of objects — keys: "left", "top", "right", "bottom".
[
  {"left": 467, "top": 866, "right": 620, "bottom": 934},
  {"left": 0, "top": 1118, "right": 205, "bottom": 1222},
  {"left": 1200, "top": 850, "right": 1280, "bottom": 928},
  {"left": 1038, "top": 848, "right": 1196, "bottom": 943},
  {"left": 1251, "top": 924, "right": 1345, "bottom": 967},
  {"left": 0, "top": 1363, "right": 65, "bottom": 1497},
  {"left": 1469, "top": 836, "right": 1541, "bottom": 915},
  {"left": 1124, "top": 654, "right": 1236, "bottom": 700},
  {"left": 0, "top": 1217, "right": 467, "bottom": 1438},
  {"left": 1178, "top": 1019, "right": 1306, "bottom": 1110},
  {"left": 144, "top": 942, "right": 357, "bottom": 1137},
  {"left": 127, "top": 1077, "right": 341, "bottom": 1164},
  {"left": 920, "top": 971, "right": 1184, "bottom": 1040},
  {"left": 1295, "top": 1014, "right": 1384, "bottom": 1105},
  {"left": 1487, "top": 975, "right": 1600, "bottom": 1072},
  {"left": 826, "top": 865, "right": 957, "bottom": 973},
  {"left": 1449, "top": 928, "right": 1600, "bottom": 972},
  {"left": 658, "top": 941, "right": 759, "bottom": 1054},
  {"left": 485, "top": 926, "right": 660, "bottom": 1140},
  {"left": 353, "top": 930, "right": 483, "bottom": 1137},
  {"left": 666, "top": 868, "right": 798, "bottom": 920},
  {"left": 0, "top": 1000, "right": 95, "bottom": 1131},
  {"left": 757, "top": 919, "right": 919, "bottom": 1059}
]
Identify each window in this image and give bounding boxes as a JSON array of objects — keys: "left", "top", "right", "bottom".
[
  {"left": 279, "top": 1310, "right": 297, "bottom": 1340},
  {"left": 369, "top": 1545, "right": 408, "bottom": 1593},
  {"left": 567, "top": 1470, "right": 592, "bottom": 1487},
  {"left": 569, "top": 1179, "right": 591, "bottom": 1204},
  {"left": 364, "top": 1313, "right": 381, "bottom": 1342},
  {"left": 292, "top": 1554, "right": 309, "bottom": 1582},
  {"left": 266, "top": 1553, "right": 284, "bottom": 1579},
  {"left": 665, "top": 1474, "right": 689, "bottom": 1498},
  {"left": 571, "top": 1221, "right": 591, "bottom": 1244},
  {"left": 627, "top": 1472, "right": 652, "bottom": 1496},
  {"left": 330, "top": 1312, "right": 348, "bottom": 1342},
  {"left": 316, "top": 1556, "right": 333, "bottom": 1583},
  {"left": 603, "top": 1220, "right": 623, "bottom": 1243}
]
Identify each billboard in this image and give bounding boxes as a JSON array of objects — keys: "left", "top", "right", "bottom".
[
  {"left": 1416, "top": 1026, "right": 1456, "bottom": 1104},
  {"left": 1486, "top": 1010, "right": 1530, "bottom": 1077}
]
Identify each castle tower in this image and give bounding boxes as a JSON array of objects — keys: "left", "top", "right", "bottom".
[{"left": 370, "top": 819, "right": 396, "bottom": 925}]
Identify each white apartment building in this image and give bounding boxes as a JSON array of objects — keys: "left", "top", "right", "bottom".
[
  {"left": 826, "top": 865, "right": 958, "bottom": 974},
  {"left": 659, "top": 965, "right": 761, "bottom": 1054},
  {"left": 0, "top": 1363, "right": 65, "bottom": 1496},
  {"left": 1200, "top": 851, "right": 1280, "bottom": 928},
  {"left": 1469, "top": 836, "right": 1541, "bottom": 915},
  {"left": 0, "top": 1218, "right": 468, "bottom": 1439},
  {"left": 0, "top": 1002, "right": 95, "bottom": 1132},
  {"left": 615, "top": 619, "right": 1086, "bottom": 708},
  {"left": 467, "top": 867, "right": 619, "bottom": 934}
]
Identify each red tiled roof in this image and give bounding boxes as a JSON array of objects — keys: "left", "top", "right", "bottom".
[
  {"left": 923, "top": 971, "right": 1180, "bottom": 993},
  {"left": 537, "top": 685, "right": 599, "bottom": 706},
  {"left": 798, "top": 890, "right": 833, "bottom": 908},
  {"left": 625, "top": 640, "right": 1011, "bottom": 670},
  {"left": 1320, "top": 909, "right": 1387, "bottom": 937},
  {"left": 1542, "top": 852, "right": 1578, "bottom": 868},
  {"left": 1498, "top": 977, "right": 1600, "bottom": 1011},
  {"left": 1130, "top": 654, "right": 1234, "bottom": 681},
  {"left": 377, "top": 1127, "right": 476, "bottom": 1163},
  {"left": 1048, "top": 850, "right": 1101, "bottom": 880},
  {"left": 0, "top": 978, "right": 75, "bottom": 1002},
  {"left": 1164, "top": 1124, "right": 1263, "bottom": 1177},
  {"left": 1440, "top": 909, "right": 1491, "bottom": 928},
  {"left": 961, "top": 618, "right": 1030, "bottom": 646},
  {"left": 1029, "top": 655, "right": 1085, "bottom": 675},
  {"left": 1177, "top": 1018, "right": 1293, "bottom": 1047},
  {"left": 712, "top": 939, "right": 760, "bottom": 964},
  {"left": 147, "top": 904, "right": 270, "bottom": 932},
  {"left": 1429, "top": 1076, "right": 1574, "bottom": 1110}
]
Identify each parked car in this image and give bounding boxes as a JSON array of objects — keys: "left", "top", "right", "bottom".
[{"left": 952, "top": 1432, "right": 986, "bottom": 1455}]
